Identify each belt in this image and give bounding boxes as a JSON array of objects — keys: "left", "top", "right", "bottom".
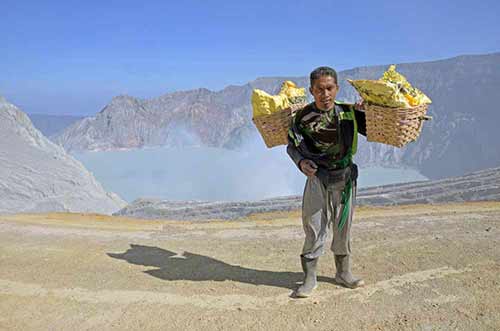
[{"left": 315, "top": 163, "right": 358, "bottom": 186}]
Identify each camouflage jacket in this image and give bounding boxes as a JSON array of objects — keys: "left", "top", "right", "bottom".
[{"left": 287, "top": 101, "right": 367, "bottom": 171}]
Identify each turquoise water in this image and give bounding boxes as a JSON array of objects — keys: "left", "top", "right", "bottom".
[{"left": 73, "top": 146, "right": 427, "bottom": 202}]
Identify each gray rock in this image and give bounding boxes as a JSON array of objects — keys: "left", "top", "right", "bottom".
[
  {"left": 0, "top": 97, "right": 127, "bottom": 215},
  {"left": 54, "top": 91, "right": 248, "bottom": 152},
  {"left": 356, "top": 166, "right": 500, "bottom": 206},
  {"left": 115, "top": 167, "right": 500, "bottom": 221},
  {"left": 113, "top": 196, "right": 302, "bottom": 221}
]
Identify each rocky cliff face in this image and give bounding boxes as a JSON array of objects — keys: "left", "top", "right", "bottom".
[
  {"left": 0, "top": 97, "right": 126, "bottom": 214},
  {"left": 53, "top": 76, "right": 309, "bottom": 153},
  {"left": 54, "top": 53, "right": 500, "bottom": 179},
  {"left": 55, "top": 89, "right": 249, "bottom": 151}
]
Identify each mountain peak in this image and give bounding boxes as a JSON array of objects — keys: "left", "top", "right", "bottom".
[
  {"left": 110, "top": 95, "right": 137, "bottom": 103},
  {"left": 101, "top": 95, "right": 142, "bottom": 114}
]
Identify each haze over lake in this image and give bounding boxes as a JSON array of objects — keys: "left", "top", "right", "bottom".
[{"left": 73, "top": 144, "right": 427, "bottom": 202}]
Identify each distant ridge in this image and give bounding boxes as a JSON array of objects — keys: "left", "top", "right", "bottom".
[{"left": 114, "top": 166, "right": 500, "bottom": 220}]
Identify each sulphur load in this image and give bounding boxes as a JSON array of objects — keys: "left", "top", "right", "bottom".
[
  {"left": 251, "top": 81, "right": 308, "bottom": 148},
  {"left": 252, "top": 81, "right": 307, "bottom": 118},
  {"left": 348, "top": 65, "right": 432, "bottom": 108},
  {"left": 347, "top": 65, "right": 432, "bottom": 148}
]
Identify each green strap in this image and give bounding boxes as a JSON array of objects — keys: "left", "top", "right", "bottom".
[
  {"left": 288, "top": 127, "right": 301, "bottom": 147},
  {"left": 337, "top": 104, "right": 358, "bottom": 155},
  {"left": 336, "top": 105, "right": 357, "bottom": 231},
  {"left": 352, "top": 107, "right": 358, "bottom": 155},
  {"left": 338, "top": 178, "right": 353, "bottom": 231},
  {"left": 330, "top": 148, "right": 352, "bottom": 169}
]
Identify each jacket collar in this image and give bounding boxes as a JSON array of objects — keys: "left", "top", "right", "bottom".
[{"left": 311, "top": 101, "right": 342, "bottom": 116}]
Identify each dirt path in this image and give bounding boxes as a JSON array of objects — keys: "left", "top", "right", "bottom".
[{"left": 1, "top": 202, "right": 499, "bottom": 330}]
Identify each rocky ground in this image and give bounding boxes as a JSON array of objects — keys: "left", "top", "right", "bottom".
[{"left": 1, "top": 202, "right": 499, "bottom": 330}]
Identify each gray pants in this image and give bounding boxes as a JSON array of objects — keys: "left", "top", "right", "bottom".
[{"left": 301, "top": 175, "right": 356, "bottom": 259}]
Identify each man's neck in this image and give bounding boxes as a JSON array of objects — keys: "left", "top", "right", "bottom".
[{"left": 313, "top": 101, "right": 335, "bottom": 112}]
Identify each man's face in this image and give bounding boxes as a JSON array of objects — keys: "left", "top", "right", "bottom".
[{"left": 309, "top": 75, "right": 338, "bottom": 111}]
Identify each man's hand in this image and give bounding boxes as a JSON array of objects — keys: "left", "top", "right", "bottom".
[
  {"left": 299, "top": 159, "right": 318, "bottom": 177},
  {"left": 354, "top": 99, "right": 365, "bottom": 112}
]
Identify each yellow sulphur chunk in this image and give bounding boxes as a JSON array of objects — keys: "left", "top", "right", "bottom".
[
  {"left": 251, "top": 89, "right": 290, "bottom": 117},
  {"left": 280, "top": 80, "right": 307, "bottom": 101},
  {"left": 252, "top": 80, "right": 307, "bottom": 118},
  {"left": 349, "top": 65, "right": 432, "bottom": 108},
  {"left": 348, "top": 79, "right": 410, "bottom": 108},
  {"left": 381, "top": 65, "right": 432, "bottom": 106}
]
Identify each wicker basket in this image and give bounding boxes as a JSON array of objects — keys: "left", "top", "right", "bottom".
[
  {"left": 364, "top": 103, "right": 431, "bottom": 148},
  {"left": 252, "top": 103, "right": 306, "bottom": 148}
]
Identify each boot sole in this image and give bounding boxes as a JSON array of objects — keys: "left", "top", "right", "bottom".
[
  {"left": 334, "top": 277, "right": 365, "bottom": 289},
  {"left": 294, "top": 284, "right": 318, "bottom": 298}
]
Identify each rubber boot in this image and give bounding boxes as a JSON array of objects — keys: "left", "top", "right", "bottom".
[
  {"left": 334, "top": 254, "right": 365, "bottom": 289},
  {"left": 295, "top": 255, "right": 318, "bottom": 298}
]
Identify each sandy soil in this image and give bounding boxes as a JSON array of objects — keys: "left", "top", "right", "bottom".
[{"left": 1, "top": 202, "right": 499, "bottom": 330}]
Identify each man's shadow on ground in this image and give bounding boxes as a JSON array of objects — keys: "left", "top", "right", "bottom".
[{"left": 108, "top": 244, "right": 334, "bottom": 290}]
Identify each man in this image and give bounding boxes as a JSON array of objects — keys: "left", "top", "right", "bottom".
[{"left": 287, "top": 66, "right": 367, "bottom": 298}]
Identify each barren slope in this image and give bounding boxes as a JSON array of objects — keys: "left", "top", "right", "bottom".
[
  {"left": 0, "top": 202, "right": 499, "bottom": 330},
  {"left": 0, "top": 97, "right": 126, "bottom": 215}
]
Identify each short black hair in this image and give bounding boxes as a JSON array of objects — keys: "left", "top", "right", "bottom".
[{"left": 310, "top": 66, "right": 338, "bottom": 86}]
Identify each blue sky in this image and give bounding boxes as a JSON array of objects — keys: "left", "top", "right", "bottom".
[{"left": 2, "top": 0, "right": 499, "bottom": 115}]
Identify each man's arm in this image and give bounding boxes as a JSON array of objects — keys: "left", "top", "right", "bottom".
[
  {"left": 287, "top": 114, "right": 306, "bottom": 171},
  {"left": 287, "top": 142, "right": 318, "bottom": 177},
  {"left": 287, "top": 141, "right": 305, "bottom": 171},
  {"left": 354, "top": 109, "right": 367, "bottom": 136},
  {"left": 352, "top": 101, "right": 367, "bottom": 136}
]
